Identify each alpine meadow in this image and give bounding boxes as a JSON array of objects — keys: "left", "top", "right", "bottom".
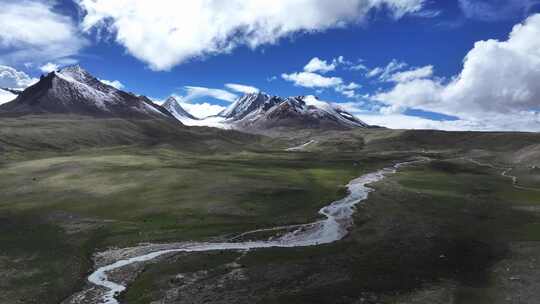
[{"left": 1, "top": 1, "right": 540, "bottom": 304}]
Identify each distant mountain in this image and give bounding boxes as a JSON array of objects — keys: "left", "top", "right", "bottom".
[
  {"left": 178, "top": 92, "right": 369, "bottom": 131},
  {"left": 0, "top": 65, "right": 172, "bottom": 119},
  {"left": 219, "top": 92, "right": 282, "bottom": 120},
  {"left": 0, "top": 65, "right": 367, "bottom": 131},
  {"left": 162, "top": 96, "right": 198, "bottom": 121},
  {"left": 231, "top": 94, "right": 369, "bottom": 130}
]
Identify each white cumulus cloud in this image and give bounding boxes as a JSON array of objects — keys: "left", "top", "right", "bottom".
[
  {"left": 100, "top": 79, "right": 125, "bottom": 90},
  {"left": 304, "top": 57, "right": 337, "bottom": 73},
  {"left": 350, "top": 62, "right": 369, "bottom": 71},
  {"left": 225, "top": 83, "right": 260, "bottom": 94},
  {"left": 282, "top": 72, "right": 343, "bottom": 88},
  {"left": 283, "top": 57, "right": 364, "bottom": 98},
  {"left": 0, "top": 65, "right": 38, "bottom": 89},
  {"left": 0, "top": 0, "right": 86, "bottom": 65},
  {"left": 337, "top": 101, "right": 540, "bottom": 131},
  {"left": 184, "top": 86, "right": 238, "bottom": 103},
  {"left": 389, "top": 65, "right": 433, "bottom": 82},
  {"left": 459, "top": 0, "right": 539, "bottom": 21},
  {"left": 358, "top": 112, "right": 540, "bottom": 131},
  {"left": 366, "top": 59, "right": 408, "bottom": 80},
  {"left": 40, "top": 62, "right": 59, "bottom": 73},
  {"left": 335, "top": 82, "right": 362, "bottom": 98},
  {"left": 373, "top": 13, "right": 540, "bottom": 130},
  {"left": 75, "top": 0, "right": 426, "bottom": 70}
]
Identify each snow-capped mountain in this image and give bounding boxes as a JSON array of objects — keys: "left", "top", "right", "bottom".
[
  {"left": 178, "top": 93, "right": 368, "bottom": 131},
  {"left": 0, "top": 89, "right": 17, "bottom": 105},
  {"left": 162, "top": 96, "right": 198, "bottom": 121},
  {"left": 218, "top": 92, "right": 282, "bottom": 120},
  {"left": 0, "top": 65, "right": 172, "bottom": 119},
  {"left": 247, "top": 95, "right": 369, "bottom": 129},
  {"left": 0, "top": 65, "right": 367, "bottom": 130}
]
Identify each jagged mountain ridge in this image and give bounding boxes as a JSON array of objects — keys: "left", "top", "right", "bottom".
[
  {"left": 219, "top": 93, "right": 283, "bottom": 120},
  {"left": 0, "top": 65, "right": 172, "bottom": 119},
  {"left": 184, "top": 92, "right": 369, "bottom": 130},
  {"left": 162, "top": 96, "right": 197, "bottom": 121},
  {"left": 0, "top": 65, "right": 368, "bottom": 130}
]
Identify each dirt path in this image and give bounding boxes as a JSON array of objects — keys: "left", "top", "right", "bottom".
[{"left": 466, "top": 158, "right": 540, "bottom": 191}]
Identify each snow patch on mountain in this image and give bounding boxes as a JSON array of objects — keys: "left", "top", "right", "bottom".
[
  {"left": 0, "top": 88, "right": 16, "bottom": 105},
  {"left": 219, "top": 92, "right": 279, "bottom": 119},
  {"left": 302, "top": 95, "right": 368, "bottom": 127},
  {"left": 54, "top": 68, "right": 112, "bottom": 111}
]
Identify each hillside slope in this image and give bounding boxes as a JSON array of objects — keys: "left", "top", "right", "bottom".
[{"left": 0, "top": 65, "right": 172, "bottom": 119}]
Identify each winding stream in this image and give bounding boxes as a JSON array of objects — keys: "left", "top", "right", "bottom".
[{"left": 85, "top": 161, "right": 418, "bottom": 304}]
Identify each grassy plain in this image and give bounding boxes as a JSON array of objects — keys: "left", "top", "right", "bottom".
[
  {"left": 1, "top": 116, "right": 539, "bottom": 304},
  {"left": 121, "top": 159, "right": 540, "bottom": 304},
  {"left": 0, "top": 142, "right": 401, "bottom": 303}
]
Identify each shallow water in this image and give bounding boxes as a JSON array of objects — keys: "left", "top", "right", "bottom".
[{"left": 87, "top": 161, "right": 413, "bottom": 304}]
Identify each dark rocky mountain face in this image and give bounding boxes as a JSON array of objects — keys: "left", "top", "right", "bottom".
[{"left": 0, "top": 65, "right": 172, "bottom": 119}]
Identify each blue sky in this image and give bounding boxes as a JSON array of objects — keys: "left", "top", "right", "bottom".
[{"left": 1, "top": 0, "right": 540, "bottom": 131}]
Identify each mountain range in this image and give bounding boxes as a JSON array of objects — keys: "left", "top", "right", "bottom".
[
  {"left": 0, "top": 65, "right": 369, "bottom": 131},
  {"left": 164, "top": 92, "right": 369, "bottom": 131}
]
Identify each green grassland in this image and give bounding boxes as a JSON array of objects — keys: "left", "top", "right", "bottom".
[
  {"left": 121, "top": 159, "right": 540, "bottom": 304},
  {"left": 0, "top": 144, "right": 403, "bottom": 303},
  {"left": 1, "top": 115, "right": 539, "bottom": 304}
]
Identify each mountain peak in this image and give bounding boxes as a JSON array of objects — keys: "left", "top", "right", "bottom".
[
  {"left": 162, "top": 96, "right": 197, "bottom": 121},
  {"left": 0, "top": 65, "right": 173, "bottom": 119},
  {"left": 55, "top": 65, "right": 94, "bottom": 84},
  {"left": 208, "top": 93, "right": 369, "bottom": 130},
  {"left": 58, "top": 64, "right": 85, "bottom": 73},
  {"left": 219, "top": 92, "right": 280, "bottom": 119},
  {"left": 164, "top": 96, "right": 178, "bottom": 104},
  {"left": 244, "top": 91, "right": 268, "bottom": 98}
]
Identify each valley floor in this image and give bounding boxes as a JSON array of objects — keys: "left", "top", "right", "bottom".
[
  {"left": 1, "top": 119, "right": 539, "bottom": 304},
  {"left": 117, "top": 158, "right": 540, "bottom": 304}
]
